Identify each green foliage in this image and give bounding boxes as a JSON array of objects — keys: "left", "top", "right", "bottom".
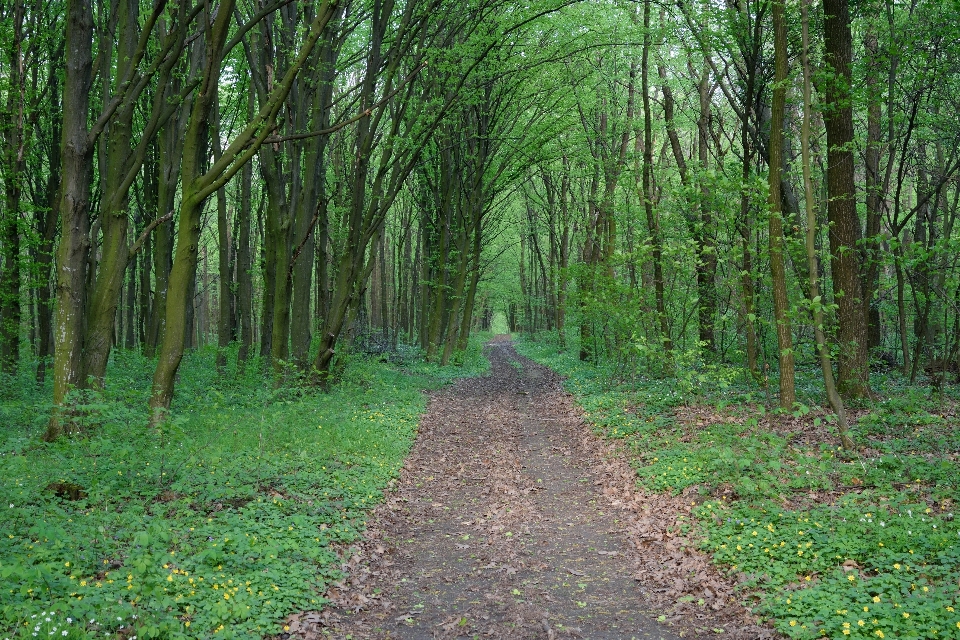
[
  {"left": 0, "top": 342, "right": 478, "bottom": 639},
  {"left": 699, "top": 498, "right": 960, "bottom": 639},
  {"left": 516, "top": 333, "right": 960, "bottom": 640}
]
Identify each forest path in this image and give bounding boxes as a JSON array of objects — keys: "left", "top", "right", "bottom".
[{"left": 303, "top": 339, "right": 762, "bottom": 639}]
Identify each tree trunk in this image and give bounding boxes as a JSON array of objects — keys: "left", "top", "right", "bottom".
[
  {"left": 82, "top": 0, "right": 145, "bottom": 386},
  {"left": 862, "top": 15, "right": 883, "bottom": 350},
  {"left": 695, "top": 65, "right": 717, "bottom": 352},
  {"left": 147, "top": 98, "right": 185, "bottom": 358},
  {"left": 124, "top": 252, "right": 136, "bottom": 350},
  {"left": 150, "top": 0, "right": 237, "bottom": 416},
  {"left": 456, "top": 223, "right": 483, "bottom": 352},
  {"left": 47, "top": 0, "right": 94, "bottom": 439},
  {"left": 801, "top": 0, "right": 853, "bottom": 449},
  {"left": 259, "top": 157, "right": 280, "bottom": 364},
  {"left": 823, "top": 0, "right": 870, "bottom": 397},
  {"left": 641, "top": 0, "right": 671, "bottom": 361},
  {"left": 213, "top": 104, "right": 232, "bottom": 371},
  {"left": 237, "top": 87, "right": 254, "bottom": 366},
  {"left": 768, "top": 0, "right": 796, "bottom": 409},
  {"left": 1, "top": 0, "right": 25, "bottom": 373}
]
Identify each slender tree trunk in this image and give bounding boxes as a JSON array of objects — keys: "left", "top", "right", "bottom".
[
  {"left": 695, "top": 65, "right": 717, "bottom": 352},
  {"left": 579, "top": 171, "right": 599, "bottom": 361},
  {"left": 641, "top": 0, "right": 671, "bottom": 360},
  {"left": 862, "top": 14, "right": 883, "bottom": 350},
  {"left": 35, "top": 139, "right": 61, "bottom": 383},
  {"left": 768, "top": 0, "right": 796, "bottom": 408},
  {"left": 259, "top": 158, "right": 280, "bottom": 364},
  {"left": 213, "top": 104, "right": 232, "bottom": 371},
  {"left": 147, "top": 101, "right": 184, "bottom": 357},
  {"left": 740, "top": 77, "right": 759, "bottom": 379},
  {"left": 1, "top": 0, "right": 25, "bottom": 373},
  {"left": 557, "top": 165, "right": 570, "bottom": 349},
  {"left": 456, "top": 223, "right": 483, "bottom": 352},
  {"left": 237, "top": 87, "right": 254, "bottom": 366},
  {"left": 802, "top": 0, "right": 852, "bottom": 448},
  {"left": 441, "top": 229, "right": 471, "bottom": 365},
  {"left": 124, "top": 252, "right": 136, "bottom": 350},
  {"left": 895, "top": 242, "right": 911, "bottom": 375},
  {"left": 426, "top": 204, "right": 451, "bottom": 360},
  {"left": 138, "top": 219, "right": 151, "bottom": 347}
]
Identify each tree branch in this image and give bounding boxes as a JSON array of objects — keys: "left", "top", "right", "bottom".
[{"left": 128, "top": 212, "right": 174, "bottom": 260}]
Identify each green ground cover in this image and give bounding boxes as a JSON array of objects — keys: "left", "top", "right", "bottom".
[
  {"left": 515, "top": 335, "right": 960, "bottom": 640},
  {"left": 0, "top": 340, "right": 487, "bottom": 639}
]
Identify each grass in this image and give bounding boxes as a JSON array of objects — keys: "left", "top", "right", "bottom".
[
  {"left": 514, "top": 333, "right": 960, "bottom": 640},
  {"left": 0, "top": 339, "right": 488, "bottom": 639}
]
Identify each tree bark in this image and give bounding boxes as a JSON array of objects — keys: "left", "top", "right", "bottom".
[
  {"left": 802, "top": 0, "right": 853, "bottom": 449},
  {"left": 641, "top": 0, "right": 671, "bottom": 361},
  {"left": 862, "top": 15, "right": 883, "bottom": 350},
  {"left": 80, "top": 0, "right": 140, "bottom": 387},
  {"left": 213, "top": 101, "right": 232, "bottom": 371},
  {"left": 823, "top": 0, "right": 870, "bottom": 397},
  {"left": 47, "top": 0, "right": 94, "bottom": 440},
  {"left": 1, "top": 0, "right": 25, "bottom": 373},
  {"left": 768, "top": 0, "right": 796, "bottom": 409},
  {"left": 237, "top": 86, "right": 254, "bottom": 366},
  {"left": 695, "top": 64, "right": 717, "bottom": 352}
]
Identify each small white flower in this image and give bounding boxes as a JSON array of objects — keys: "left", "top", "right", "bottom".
[
  {"left": 62, "top": 632, "right": 68, "bottom": 637},
  {"left": 8, "top": 504, "right": 12, "bottom": 508},
  {"left": 66, "top": 619, "right": 71, "bottom": 624},
  {"left": 880, "top": 522, "right": 885, "bottom": 527}
]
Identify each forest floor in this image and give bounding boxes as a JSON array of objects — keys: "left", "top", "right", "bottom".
[{"left": 304, "top": 339, "right": 770, "bottom": 640}]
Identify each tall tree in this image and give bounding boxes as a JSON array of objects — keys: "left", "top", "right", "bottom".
[
  {"left": 801, "top": 0, "right": 852, "bottom": 449},
  {"left": 822, "top": 0, "right": 870, "bottom": 397},
  {"left": 768, "top": 0, "right": 795, "bottom": 408},
  {"left": 150, "top": 0, "right": 341, "bottom": 417}
]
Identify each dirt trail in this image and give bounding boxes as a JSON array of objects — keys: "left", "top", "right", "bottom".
[{"left": 296, "top": 340, "right": 769, "bottom": 639}]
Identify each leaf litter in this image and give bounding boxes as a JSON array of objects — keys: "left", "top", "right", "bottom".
[{"left": 278, "top": 339, "right": 777, "bottom": 639}]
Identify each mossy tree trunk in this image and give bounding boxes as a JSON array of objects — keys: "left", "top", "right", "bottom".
[
  {"left": 47, "top": 0, "right": 94, "bottom": 440},
  {"left": 150, "top": 0, "right": 341, "bottom": 417},
  {"left": 768, "top": 0, "right": 796, "bottom": 409}
]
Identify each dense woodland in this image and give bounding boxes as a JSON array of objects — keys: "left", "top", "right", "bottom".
[
  {"left": 0, "top": 0, "right": 958, "bottom": 437},
  {"left": 3, "top": 0, "right": 960, "bottom": 637}
]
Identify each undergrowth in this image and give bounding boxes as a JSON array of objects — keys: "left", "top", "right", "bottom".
[
  {"left": 0, "top": 340, "right": 487, "bottom": 639},
  {"left": 515, "top": 333, "right": 960, "bottom": 640}
]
